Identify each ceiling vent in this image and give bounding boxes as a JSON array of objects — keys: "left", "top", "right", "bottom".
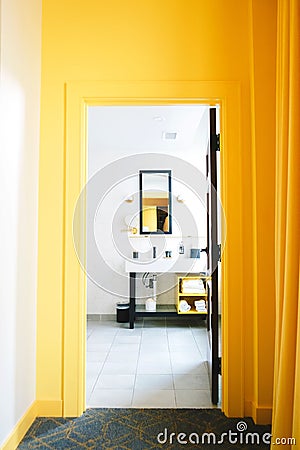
[{"left": 162, "top": 132, "right": 177, "bottom": 140}]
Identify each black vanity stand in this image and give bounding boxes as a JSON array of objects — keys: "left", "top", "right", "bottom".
[
  {"left": 128, "top": 271, "right": 179, "bottom": 329},
  {"left": 129, "top": 272, "right": 136, "bottom": 329}
]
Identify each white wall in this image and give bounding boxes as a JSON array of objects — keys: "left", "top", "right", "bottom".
[
  {"left": 0, "top": 0, "right": 41, "bottom": 445},
  {"left": 87, "top": 106, "right": 209, "bottom": 314}
]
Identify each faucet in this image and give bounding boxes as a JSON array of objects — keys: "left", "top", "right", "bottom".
[{"left": 153, "top": 246, "right": 157, "bottom": 259}]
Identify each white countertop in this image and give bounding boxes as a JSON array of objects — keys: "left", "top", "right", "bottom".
[{"left": 125, "top": 258, "right": 205, "bottom": 274}]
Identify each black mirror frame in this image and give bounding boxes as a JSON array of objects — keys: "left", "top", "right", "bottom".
[{"left": 139, "top": 169, "right": 172, "bottom": 235}]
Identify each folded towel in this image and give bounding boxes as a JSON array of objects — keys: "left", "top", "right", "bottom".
[
  {"left": 179, "top": 300, "right": 191, "bottom": 312},
  {"left": 182, "top": 288, "right": 206, "bottom": 294},
  {"left": 182, "top": 305, "right": 191, "bottom": 312},
  {"left": 182, "top": 280, "right": 204, "bottom": 289},
  {"left": 179, "top": 303, "right": 190, "bottom": 309},
  {"left": 180, "top": 305, "right": 191, "bottom": 312},
  {"left": 194, "top": 300, "right": 206, "bottom": 306},
  {"left": 195, "top": 300, "right": 206, "bottom": 310},
  {"left": 195, "top": 305, "right": 207, "bottom": 311},
  {"left": 179, "top": 300, "right": 189, "bottom": 306}
]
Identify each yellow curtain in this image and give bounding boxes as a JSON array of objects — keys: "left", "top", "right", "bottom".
[{"left": 272, "top": 0, "right": 300, "bottom": 445}]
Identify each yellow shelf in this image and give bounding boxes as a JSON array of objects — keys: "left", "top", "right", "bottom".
[
  {"left": 179, "top": 292, "right": 207, "bottom": 297},
  {"left": 177, "top": 275, "right": 208, "bottom": 316},
  {"left": 176, "top": 307, "right": 207, "bottom": 315}
]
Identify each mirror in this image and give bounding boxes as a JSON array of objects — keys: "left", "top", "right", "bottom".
[{"left": 139, "top": 170, "right": 172, "bottom": 234}]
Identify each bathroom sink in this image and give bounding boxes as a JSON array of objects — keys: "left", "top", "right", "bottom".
[{"left": 124, "top": 258, "right": 204, "bottom": 274}]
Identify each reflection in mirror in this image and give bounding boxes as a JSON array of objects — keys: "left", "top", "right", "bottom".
[{"left": 139, "top": 170, "right": 172, "bottom": 234}]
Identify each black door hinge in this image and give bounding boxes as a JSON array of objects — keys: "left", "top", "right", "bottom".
[
  {"left": 218, "top": 357, "right": 222, "bottom": 375},
  {"left": 213, "top": 244, "right": 222, "bottom": 265},
  {"left": 212, "top": 133, "right": 220, "bottom": 151}
]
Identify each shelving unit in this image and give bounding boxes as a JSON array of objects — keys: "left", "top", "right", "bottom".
[{"left": 177, "top": 275, "right": 209, "bottom": 315}]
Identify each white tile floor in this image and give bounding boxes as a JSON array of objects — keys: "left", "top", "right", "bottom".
[{"left": 86, "top": 317, "right": 219, "bottom": 408}]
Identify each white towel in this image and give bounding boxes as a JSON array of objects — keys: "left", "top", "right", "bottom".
[
  {"left": 182, "top": 280, "right": 204, "bottom": 289},
  {"left": 196, "top": 305, "right": 207, "bottom": 311},
  {"left": 179, "top": 300, "right": 191, "bottom": 312},
  {"left": 195, "top": 299, "right": 207, "bottom": 312},
  {"left": 194, "top": 300, "right": 206, "bottom": 306},
  {"left": 182, "top": 288, "right": 206, "bottom": 294},
  {"left": 179, "top": 300, "right": 189, "bottom": 306},
  {"left": 180, "top": 305, "right": 191, "bottom": 312},
  {"left": 180, "top": 305, "right": 190, "bottom": 311}
]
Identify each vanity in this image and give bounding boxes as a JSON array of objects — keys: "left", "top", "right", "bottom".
[{"left": 125, "top": 260, "right": 207, "bottom": 328}]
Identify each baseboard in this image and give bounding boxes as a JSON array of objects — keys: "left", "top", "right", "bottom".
[
  {"left": 244, "top": 400, "right": 252, "bottom": 417},
  {"left": 0, "top": 399, "right": 64, "bottom": 450},
  {"left": 245, "top": 400, "right": 272, "bottom": 425},
  {"left": 37, "top": 400, "right": 63, "bottom": 417},
  {"left": 1, "top": 401, "right": 37, "bottom": 450},
  {"left": 87, "top": 314, "right": 116, "bottom": 321}
]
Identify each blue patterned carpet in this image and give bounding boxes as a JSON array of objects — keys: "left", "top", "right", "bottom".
[{"left": 18, "top": 408, "right": 271, "bottom": 449}]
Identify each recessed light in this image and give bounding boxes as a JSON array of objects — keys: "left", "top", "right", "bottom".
[
  {"left": 153, "top": 115, "right": 164, "bottom": 121},
  {"left": 162, "top": 132, "right": 177, "bottom": 140}
]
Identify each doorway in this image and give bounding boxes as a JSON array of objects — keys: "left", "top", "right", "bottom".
[
  {"left": 63, "top": 80, "right": 244, "bottom": 418},
  {"left": 84, "top": 105, "right": 222, "bottom": 407}
]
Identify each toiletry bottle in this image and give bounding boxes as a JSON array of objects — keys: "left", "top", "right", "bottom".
[{"left": 179, "top": 241, "right": 185, "bottom": 254}]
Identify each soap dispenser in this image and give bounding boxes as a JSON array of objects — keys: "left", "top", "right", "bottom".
[{"left": 179, "top": 241, "right": 185, "bottom": 254}]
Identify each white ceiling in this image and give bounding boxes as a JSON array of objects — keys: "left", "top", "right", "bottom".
[{"left": 88, "top": 105, "right": 209, "bottom": 153}]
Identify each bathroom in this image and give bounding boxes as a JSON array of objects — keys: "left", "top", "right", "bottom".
[{"left": 85, "top": 104, "right": 221, "bottom": 408}]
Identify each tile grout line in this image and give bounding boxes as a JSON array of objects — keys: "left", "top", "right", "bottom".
[
  {"left": 131, "top": 318, "right": 144, "bottom": 407},
  {"left": 166, "top": 318, "right": 178, "bottom": 407},
  {"left": 190, "top": 321, "right": 219, "bottom": 409},
  {"left": 86, "top": 322, "right": 104, "bottom": 404},
  {"left": 191, "top": 322, "right": 207, "bottom": 361},
  {"left": 86, "top": 324, "right": 120, "bottom": 407},
  {"left": 191, "top": 322, "right": 211, "bottom": 382},
  {"left": 165, "top": 317, "right": 176, "bottom": 407}
]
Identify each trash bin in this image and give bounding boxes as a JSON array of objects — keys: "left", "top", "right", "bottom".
[{"left": 116, "top": 301, "right": 130, "bottom": 323}]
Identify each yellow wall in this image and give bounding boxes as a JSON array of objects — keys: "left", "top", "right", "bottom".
[
  {"left": 37, "top": 0, "right": 277, "bottom": 421},
  {"left": 249, "top": 0, "right": 277, "bottom": 422},
  {"left": 142, "top": 207, "right": 157, "bottom": 232}
]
